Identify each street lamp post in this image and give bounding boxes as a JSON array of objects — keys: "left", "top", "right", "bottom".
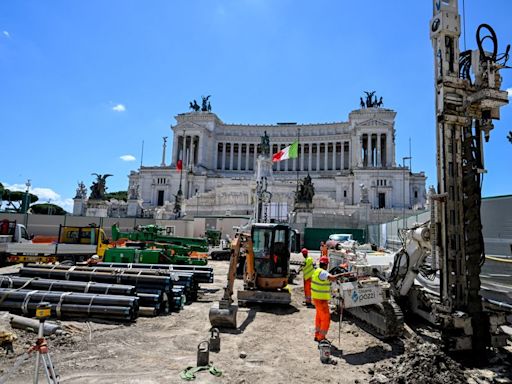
[
  {"left": 195, "top": 188, "right": 199, "bottom": 216},
  {"left": 402, "top": 157, "right": 411, "bottom": 229},
  {"left": 23, "top": 179, "right": 31, "bottom": 214}
]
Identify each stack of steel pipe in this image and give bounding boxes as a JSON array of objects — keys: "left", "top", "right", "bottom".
[
  {"left": 0, "top": 276, "right": 166, "bottom": 317},
  {"left": 98, "top": 262, "right": 214, "bottom": 284},
  {"left": 0, "top": 288, "right": 138, "bottom": 321},
  {"left": 25, "top": 264, "right": 199, "bottom": 303},
  {"left": 21, "top": 265, "right": 177, "bottom": 314}
]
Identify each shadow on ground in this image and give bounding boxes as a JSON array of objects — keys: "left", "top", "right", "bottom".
[{"left": 337, "top": 340, "right": 405, "bottom": 365}]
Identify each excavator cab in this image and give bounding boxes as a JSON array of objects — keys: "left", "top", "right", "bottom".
[{"left": 251, "top": 224, "right": 290, "bottom": 279}]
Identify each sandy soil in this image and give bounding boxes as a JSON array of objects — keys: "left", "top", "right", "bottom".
[{"left": 0, "top": 256, "right": 510, "bottom": 384}]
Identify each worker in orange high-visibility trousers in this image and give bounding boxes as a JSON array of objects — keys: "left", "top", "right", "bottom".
[
  {"left": 311, "top": 256, "right": 343, "bottom": 342},
  {"left": 299, "top": 248, "right": 315, "bottom": 307},
  {"left": 320, "top": 241, "right": 328, "bottom": 257}
]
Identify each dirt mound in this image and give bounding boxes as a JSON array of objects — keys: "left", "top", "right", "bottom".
[{"left": 371, "top": 337, "right": 466, "bottom": 384}]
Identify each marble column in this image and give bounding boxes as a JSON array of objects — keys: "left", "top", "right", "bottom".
[
  {"left": 308, "top": 143, "right": 312, "bottom": 171},
  {"left": 190, "top": 136, "right": 196, "bottom": 167},
  {"left": 214, "top": 142, "right": 219, "bottom": 170},
  {"left": 237, "top": 143, "right": 242, "bottom": 170},
  {"left": 320, "top": 143, "right": 329, "bottom": 171},
  {"left": 229, "top": 142, "right": 234, "bottom": 170},
  {"left": 348, "top": 141, "right": 352, "bottom": 169},
  {"left": 184, "top": 136, "right": 189, "bottom": 167},
  {"left": 253, "top": 143, "right": 258, "bottom": 170},
  {"left": 221, "top": 142, "right": 226, "bottom": 170},
  {"left": 383, "top": 133, "right": 388, "bottom": 167},
  {"left": 197, "top": 135, "right": 204, "bottom": 167},
  {"left": 300, "top": 144, "right": 305, "bottom": 171},
  {"left": 377, "top": 134, "right": 381, "bottom": 167},
  {"left": 357, "top": 135, "right": 363, "bottom": 167},
  {"left": 315, "top": 143, "right": 320, "bottom": 171},
  {"left": 172, "top": 134, "right": 179, "bottom": 165},
  {"left": 388, "top": 133, "right": 394, "bottom": 166},
  {"left": 341, "top": 141, "right": 345, "bottom": 170},
  {"left": 366, "top": 134, "right": 371, "bottom": 167},
  {"left": 245, "top": 144, "right": 250, "bottom": 170},
  {"left": 332, "top": 142, "right": 336, "bottom": 171}
]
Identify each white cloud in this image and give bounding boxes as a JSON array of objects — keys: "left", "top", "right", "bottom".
[
  {"left": 507, "top": 88, "right": 512, "bottom": 98},
  {"left": 120, "top": 154, "right": 136, "bottom": 161},
  {"left": 112, "top": 104, "right": 126, "bottom": 112},
  {"left": 2, "top": 31, "right": 10, "bottom": 38},
  {"left": 2, "top": 183, "right": 73, "bottom": 212}
]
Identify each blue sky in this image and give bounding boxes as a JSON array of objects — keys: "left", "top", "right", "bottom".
[{"left": 1, "top": 0, "right": 511, "bottom": 212}]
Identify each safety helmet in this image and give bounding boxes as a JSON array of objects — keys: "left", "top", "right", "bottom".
[
  {"left": 301, "top": 248, "right": 308, "bottom": 255},
  {"left": 319, "top": 256, "right": 329, "bottom": 264}
]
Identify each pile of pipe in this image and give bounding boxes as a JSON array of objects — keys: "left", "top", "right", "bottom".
[
  {"left": 18, "top": 265, "right": 186, "bottom": 316},
  {"left": 0, "top": 287, "right": 138, "bottom": 321},
  {"left": 23, "top": 263, "right": 213, "bottom": 303},
  {"left": 0, "top": 275, "right": 175, "bottom": 318}
]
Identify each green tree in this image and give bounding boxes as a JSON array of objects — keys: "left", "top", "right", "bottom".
[
  {"left": 1, "top": 189, "right": 39, "bottom": 212},
  {"left": 104, "top": 190, "right": 128, "bottom": 202},
  {"left": 30, "top": 203, "right": 67, "bottom": 215}
]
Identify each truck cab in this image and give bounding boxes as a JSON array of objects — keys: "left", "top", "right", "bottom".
[
  {"left": 58, "top": 225, "right": 110, "bottom": 257},
  {"left": 0, "top": 220, "right": 32, "bottom": 244}
]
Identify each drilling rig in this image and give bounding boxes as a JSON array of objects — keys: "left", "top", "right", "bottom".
[{"left": 429, "top": 0, "right": 509, "bottom": 351}]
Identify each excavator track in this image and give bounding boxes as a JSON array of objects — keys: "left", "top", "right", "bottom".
[{"left": 345, "top": 298, "right": 404, "bottom": 338}]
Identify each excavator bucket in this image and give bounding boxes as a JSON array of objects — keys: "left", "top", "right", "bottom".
[{"left": 209, "top": 301, "right": 238, "bottom": 329}]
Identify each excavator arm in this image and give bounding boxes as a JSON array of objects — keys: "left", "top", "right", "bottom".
[{"left": 209, "top": 235, "right": 242, "bottom": 328}]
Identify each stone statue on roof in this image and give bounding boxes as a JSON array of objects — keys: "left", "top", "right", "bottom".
[{"left": 260, "top": 131, "right": 270, "bottom": 157}]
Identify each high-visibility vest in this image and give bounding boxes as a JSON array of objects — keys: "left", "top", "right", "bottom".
[
  {"left": 303, "top": 257, "right": 314, "bottom": 280},
  {"left": 311, "top": 268, "right": 331, "bottom": 301}
]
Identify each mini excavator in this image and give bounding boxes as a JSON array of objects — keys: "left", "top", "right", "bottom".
[{"left": 209, "top": 223, "right": 293, "bottom": 328}]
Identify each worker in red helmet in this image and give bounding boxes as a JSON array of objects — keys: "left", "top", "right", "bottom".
[
  {"left": 312, "top": 256, "right": 343, "bottom": 342},
  {"left": 299, "top": 248, "right": 315, "bottom": 307}
]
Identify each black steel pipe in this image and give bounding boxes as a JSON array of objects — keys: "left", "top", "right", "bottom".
[
  {"left": 97, "top": 262, "right": 213, "bottom": 273},
  {"left": 0, "top": 276, "right": 136, "bottom": 296},
  {"left": 0, "top": 301, "right": 136, "bottom": 321},
  {"left": 0, "top": 288, "right": 139, "bottom": 308},
  {"left": 28, "top": 263, "right": 214, "bottom": 284},
  {"left": 19, "top": 267, "right": 172, "bottom": 292}
]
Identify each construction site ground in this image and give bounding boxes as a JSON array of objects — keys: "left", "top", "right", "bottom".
[{"left": 0, "top": 253, "right": 511, "bottom": 384}]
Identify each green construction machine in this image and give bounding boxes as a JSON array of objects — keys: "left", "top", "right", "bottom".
[{"left": 104, "top": 224, "right": 209, "bottom": 265}]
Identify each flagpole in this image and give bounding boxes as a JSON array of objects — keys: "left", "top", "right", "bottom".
[{"left": 174, "top": 130, "right": 185, "bottom": 218}]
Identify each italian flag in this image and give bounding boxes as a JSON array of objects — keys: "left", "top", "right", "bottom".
[{"left": 272, "top": 141, "right": 299, "bottom": 162}]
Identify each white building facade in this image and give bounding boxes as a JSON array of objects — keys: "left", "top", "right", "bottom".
[{"left": 127, "top": 105, "right": 427, "bottom": 227}]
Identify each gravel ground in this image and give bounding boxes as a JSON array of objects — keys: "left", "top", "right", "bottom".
[{"left": 0, "top": 256, "right": 510, "bottom": 384}]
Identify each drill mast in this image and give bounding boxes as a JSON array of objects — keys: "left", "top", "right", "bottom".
[{"left": 430, "top": 0, "right": 509, "bottom": 350}]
